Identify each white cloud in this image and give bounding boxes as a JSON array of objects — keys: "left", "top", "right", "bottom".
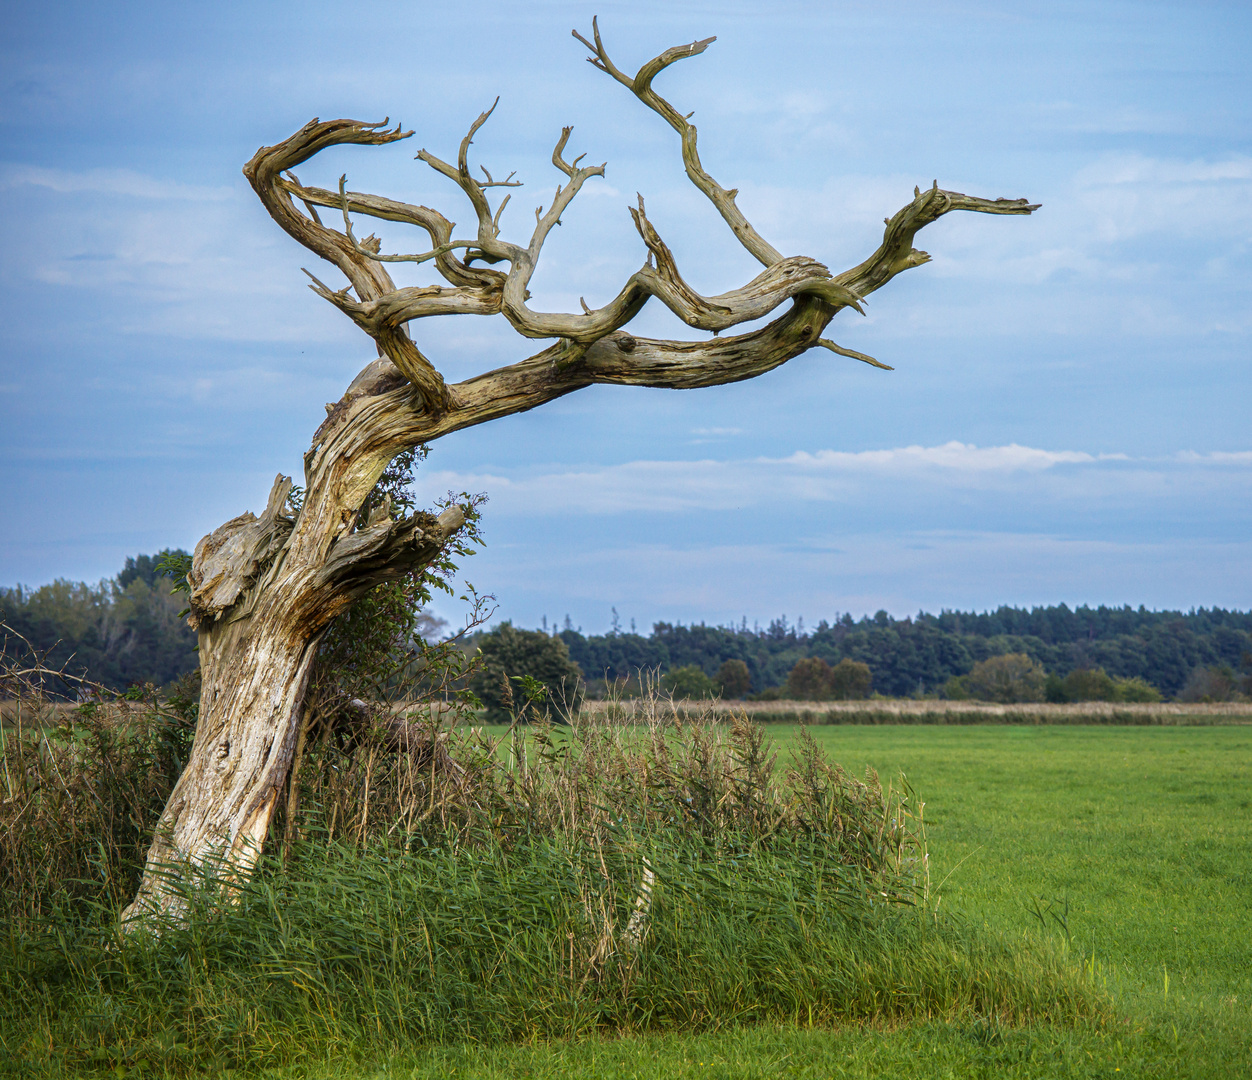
[
  {"left": 0, "top": 164, "right": 232, "bottom": 202},
  {"left": 781, "top": 441, "right": 1112, "bottom": 472},
  {"left": 1175, "top": 450, "right": 1252, "bottom": 465},
  {"left": 422, "top": 441, "right": 1252, "bottom": 518}
]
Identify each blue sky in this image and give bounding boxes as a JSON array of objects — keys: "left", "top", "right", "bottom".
[{"left": 1, "top": 0, "right": 1249, "bottom": 631}]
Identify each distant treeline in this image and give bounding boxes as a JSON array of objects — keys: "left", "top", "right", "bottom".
[
  {"left": 0, "top": 553, "right": 197, "bottom": 693},
  {"left": 6, "top": 553, "right": 1251, "bottom": 703},
  {"left": 555, "top": 607, "right": 1252, "bottom": 699}
]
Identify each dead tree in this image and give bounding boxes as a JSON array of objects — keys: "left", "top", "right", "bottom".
[{"left": 122, "top": 22, "right": 1038, "bottom": 924}]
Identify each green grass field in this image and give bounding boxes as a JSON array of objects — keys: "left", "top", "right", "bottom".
[
  {"left": 319, "top": 723, "right": 1251, "bottom": 1080},
  {"left": 4, "top": 723, "right": 1248, "bottom": 1078}
]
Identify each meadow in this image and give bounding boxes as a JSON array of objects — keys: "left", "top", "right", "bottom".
[
  {"left": 3, "top": 718, "right": 1248, "bottom": 1078},
  {"left": 321, "top": 722, "right": 1251, "bottom": 1079}
]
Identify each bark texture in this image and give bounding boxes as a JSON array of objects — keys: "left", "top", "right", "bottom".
[{"left": 124, "top": 20, "right": 1038, "bottom": 924}]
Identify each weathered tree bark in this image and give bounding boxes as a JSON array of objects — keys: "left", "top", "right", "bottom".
[{"left": 123, "top": 20, "right": 1038, "bottom": 925}]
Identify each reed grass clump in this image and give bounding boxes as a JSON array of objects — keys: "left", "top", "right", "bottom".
[
  {"left": 1, "top": 651, "right": 1107, "bottom": 1076},
  {"left": 3, "top": 828, "right": 1103, "bottom": 1076},
  {"left": 0, "top": 645, "right": 197, "bottom": 923}
]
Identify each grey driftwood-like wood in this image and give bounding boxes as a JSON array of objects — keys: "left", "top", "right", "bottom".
[{"left": 122, "top": 20, "right": 1038, "bottom": 925}]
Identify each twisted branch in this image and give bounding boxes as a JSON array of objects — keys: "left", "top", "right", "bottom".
[
  {"left": 246, "top": 26, "right": 1038, "bottom": 449},
  {"left": 835, "top": 181, "right": 1039, "bottom": 300},
  {"left": 245, "top": 119, "right": 454, "bottom": 413}
]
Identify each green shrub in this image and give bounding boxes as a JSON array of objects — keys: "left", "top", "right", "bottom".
[
  {"left": 784, "top": 658, "right": 874, "bottom": 702},
  {"left": 662, "top": 663, "right": 716, "bottom": 699},
  {"left": 1062, "top": 667, "right": 1118, "bottom": 702},
  {"left": 830, "top": 658, "right": 872, "bottom": 700},
  {"left": 941, "top": 673, "right": 973, "bottom": 700},
  {"left": 715, "top": 658, "right": 751, "bottom": 698},
  {"left": 470, "top": 622, "right": 584, "bottom": 722},
  {"left": 786, "top": 657, "right": 833, "bottom": 700},
  {"left": 1044, "top": 672, "right": 1067, "bottom": 702},
  {"left": 1044, "top": 668, "right": 1161, "bottom": 703},
  {"left": 1112, "top": 676, "right": 1162, "bottom": 703},
  {"left": 963, "top": 653, "right": 1045, "bottom": 703},
  {"left": 1178, "top": 664, "right": 1239, "bottom": 703}
]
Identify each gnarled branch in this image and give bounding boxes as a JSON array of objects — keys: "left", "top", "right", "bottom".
[
  {"left": 835, "top": 182, "right": 1040, "bottom": 300},
  {"left": 244, "top": 119, "right": 454, "bottom": 413},
  {"left": 246, "top": 26, "right": 1037, "bottom": 441}
]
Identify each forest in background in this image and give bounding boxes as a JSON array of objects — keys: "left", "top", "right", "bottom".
[
  {"left": 552, "top": 607, "right": 1252, "bottom": 700},
  {"left": 0, "top": 553, "right": 197, "bottom": 693},
  {"left": 3, "top": 553, "right": 1250, "bottom": 700}
]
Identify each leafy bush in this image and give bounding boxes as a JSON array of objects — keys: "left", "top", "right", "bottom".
[
  {"left": 786, "top": 657, "right": 834, "bottom": 700},
  {"left": 1178, "top": 664, "right": 1241, "bottom": 703},
  {"left": 1046, "top": 667, "right": 1162, "bottom": 703},
  {"left": 830, "top": 658, "right": 873, "bottom": 699},
  {"left": 661, "top": 663, "right": 716, "bottom": 699},
  {"left": 960, "top": 653, "right": 1046, "bottom": 703},
  {"left": 470, "top": 622, "right": 584, "bottom": 722},
  {"left": 785, "top": 657, "right": 871, "bottom": 701},
  {"left": 1063, "top": 667, "right": 1119, "bottom": 702},
  {"left": 715, "top": 658, "right": 751, "bottom": 698},
  {"left": 1113, "top": 676, "right": 1162, "bottom": 703}
]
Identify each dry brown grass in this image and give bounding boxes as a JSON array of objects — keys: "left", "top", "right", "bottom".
[{"left": 580, "top": 697, "right": 1252, "bottom": 725}]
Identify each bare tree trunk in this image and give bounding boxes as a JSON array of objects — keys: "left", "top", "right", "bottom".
[
  {"left": 122, "top": 21, "right": 1037, "bottom": 926},
  {"left": 122, "top": 365, "right": 464, "bottom": 924}
]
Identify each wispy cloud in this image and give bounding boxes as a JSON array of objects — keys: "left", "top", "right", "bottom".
[
  {"left": 781, "top": 442, "right": 1122, "bottom": 471},
  {"left": 0, "top": 164, "right": 232, "bottom": 201},
  {"left": 1175, "top": 450, "right": 1252, "bottom": 465},
  {"left": 422, "top": 441, "right": 1252, "bottom": 519}
]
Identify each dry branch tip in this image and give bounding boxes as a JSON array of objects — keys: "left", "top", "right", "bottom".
[{"left": 817, "top": 338, "right": 893, "bottom": 370}]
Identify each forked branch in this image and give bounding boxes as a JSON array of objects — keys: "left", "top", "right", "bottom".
[
  {"left": 574, "top": 17, "right": 782, "bottom": 268},
  {"left": 835, "top": 181, "right": 1039, "bottom": 300}
]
